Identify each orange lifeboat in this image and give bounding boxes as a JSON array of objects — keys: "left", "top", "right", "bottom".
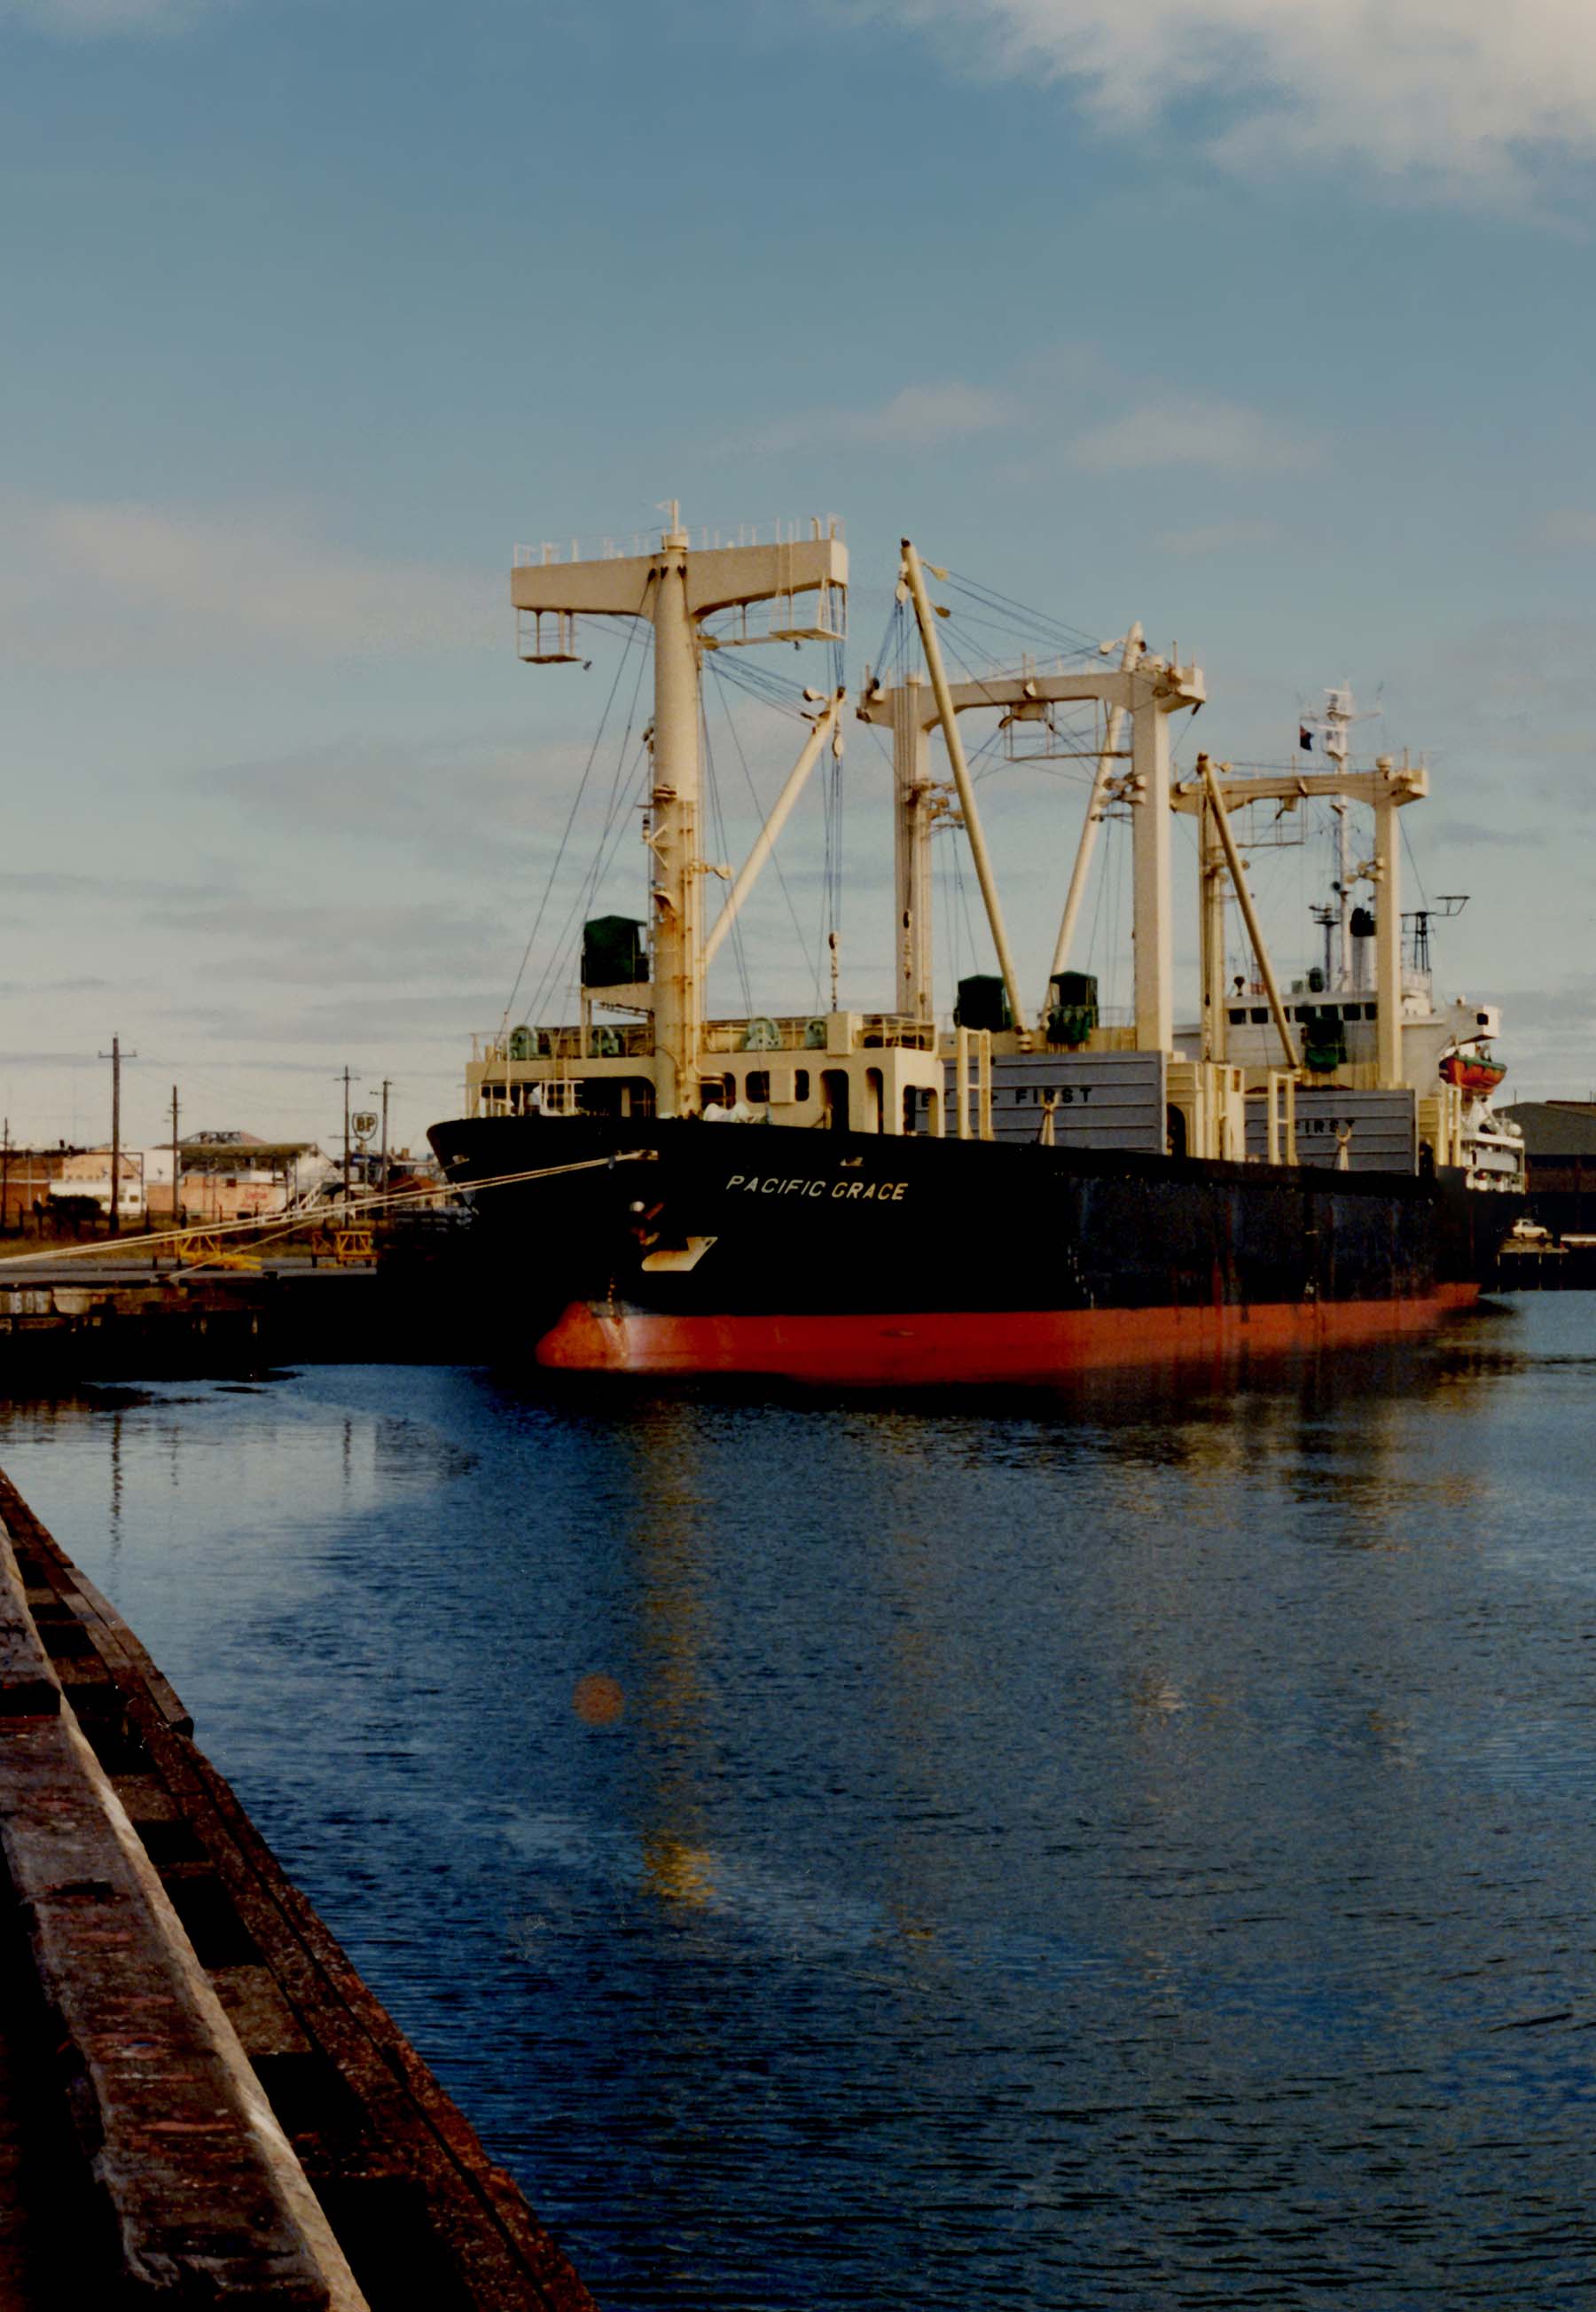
[{"left": 1440, "top": 1050, "right": 1506, "bottom": 1097}]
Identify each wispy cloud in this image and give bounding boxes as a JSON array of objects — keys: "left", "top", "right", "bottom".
[
  {"left": 753, "top": 380, "right": 1019, "bottom": 453},
  {"left": 168, "top": 897, "right": 513, "bottom": 986},
  {"left": 1430, "top": 818, "right": 1541, "bottom": 851},
  {"left": 879, "top": 0, "right": 1596, "bottom": 206},
  {"left": 1, "top": 0, "right": 228, "bottom": 30},
  {"left": 1072, "top": 400, "right": 1321, "bottom": 475},
  {"left": 1154, "top": 518, "right": 1280, "bottom": 557},
  {"left": 1522, "top": 509, "right": 1596, "bottom": 551},
  {"left": 0, "top": 500, "right": 494, "bottom": 670}
]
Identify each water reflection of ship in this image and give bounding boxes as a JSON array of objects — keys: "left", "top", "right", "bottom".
[
  {"left": 622, "top": 1416, "right": 718, "bottom": 1914},
  {"left": 431, "top": 517, "right": 1524, "bottom": 1381}
]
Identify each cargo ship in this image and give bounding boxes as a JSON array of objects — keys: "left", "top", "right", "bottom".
[{"left": 429, "top": 512, "right": 1522, "bottom": 1381}]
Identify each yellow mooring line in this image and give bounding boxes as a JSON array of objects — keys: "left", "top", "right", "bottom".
[{"left": 0, "top": 1151, "right": 652, "bottom": 1275}]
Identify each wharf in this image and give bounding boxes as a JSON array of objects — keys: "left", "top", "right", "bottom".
[
  {"left": 0, "top": 1235, "right": 483, "bottom": 1375},
  {"left": 1495, "top": 1238, "right": 1596, "bottom": 1291},
  {"left": 0, "top": 1469, "right": 596, "bottom": 2308}
]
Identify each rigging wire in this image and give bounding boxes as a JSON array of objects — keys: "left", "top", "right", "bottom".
[
  {"left": 941, "top": 567, "right": 1101, "bottom": 653},
  {"left": 707, "top": 657, "right": 825, "bottom": 1015},
  {"left": 502, "top": 615, "right": 644, "bottom": 1026},
  {"left": 864, "top": 593, "right": 903, "bottom": 687},
  {"left": 936, "top": 822, "right": 955, "bottom": 1018},
  {"left": 569, "top": 631, "right": 653, "bottom": 936},
  {"left": 523, "top": 740, "right": 652, "bottom": 1033},
  {"left": 521, "top": 635, "right": 653, "bottom": 1030},
  {"left": 821, "top": 675, "right": 846, "bottom": 1011},
  {"left": 699, "top": 692, "right": 755, "bottom": 1021},
  {"left": 1399, "top": 811, "right": 1430, "bottom": 913}
]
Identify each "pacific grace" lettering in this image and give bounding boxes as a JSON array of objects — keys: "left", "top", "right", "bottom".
[{"left": 725, "top": 1175, "right": 909, "bottom": 1202}]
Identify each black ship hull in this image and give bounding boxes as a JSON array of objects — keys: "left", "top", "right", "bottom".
[{"left": 429, "top": 1115, "right": 1513, "bottom": 1382}]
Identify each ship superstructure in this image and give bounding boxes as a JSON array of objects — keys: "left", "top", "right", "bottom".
[
  {"left": 432, "top": 513, "right": 1523, "bottom": 1381},
  {"left": 1167, "top": 687, "right": 1523, "bottom": 1194}
]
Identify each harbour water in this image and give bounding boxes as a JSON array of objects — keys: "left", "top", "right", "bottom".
[{"left": 0, "top": 1297, "right": 1592, "bottom": 2310}]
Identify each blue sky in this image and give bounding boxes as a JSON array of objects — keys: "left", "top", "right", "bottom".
[{"left": 4, "top": 0, "right": 1593, "bottom": 1152}]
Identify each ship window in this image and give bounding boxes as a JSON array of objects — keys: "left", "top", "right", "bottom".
[
  {"left": 1227, "top": 1007, "right": 1247, "bottom": 1025},
  {"left": 794, "top": 1069, "right": 810, "bottom": 1101},
  {"left": 1249, "top": 1007, "right": 1268, "bottom": 1024},
  {"left": 745, "top": 1071, "right": 770, "bottom": 1104}
]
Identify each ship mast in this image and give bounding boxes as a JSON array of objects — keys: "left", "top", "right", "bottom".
[
  {"left": 511, "top": 510, "right": 847, "bottom": 1116},
  {"left": 1324, "top": 686, "right": 1354, "bottom": 991},
  {"left": 862, "top": 557, "right": 1202, "bottom": 1053},
  {"left": 1172, "top": 747, "right": 1427, "bottom": 1089}
]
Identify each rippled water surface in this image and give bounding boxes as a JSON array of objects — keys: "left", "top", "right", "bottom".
[{"left": 2, "top": 1298, "right": 1594, "bottom": 2309}]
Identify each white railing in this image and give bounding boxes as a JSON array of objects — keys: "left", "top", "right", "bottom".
[
  {"left": 512, "top": 514, "right": 845, "bottom": 568},
  {"left": 478, "top": 1010, "right": 937, "bottom": 1067}
]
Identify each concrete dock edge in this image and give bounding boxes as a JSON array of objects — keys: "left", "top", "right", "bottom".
[{"left": 0, "top": 1514, "right": 368, "bottom": 2307}]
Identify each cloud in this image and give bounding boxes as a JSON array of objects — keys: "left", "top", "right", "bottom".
[
  {"left": 0, "top": 500, "right": 495, "bottom": 670},
  {"left": 753, "top": 380, "right": 1019, "bottom": 453},
  {"left": 1072, "top": 399, "right": 1321, "bottom": 474},
  {"left": 201, "top": 730, "right": 596, "bottom": 865},
  {"left": 168, "top": 897, "right": 513, "bottom": 985},
  {"left": 880, "top": 0, "right": 1596, "bottom": 203},
  {"left": 186, "top": 988, "right": 515, "bottom": 1050},
  {"left": 0, "top": 978, "right": 113, "bottom": 996},
  {"left": 1154, "top": 518, "right": 1280, "bottom": 557},
  {"left": 1522, "top": 510, "right": 1596, "bottom": 551},
  {"left": 1431, "top": 818, "right": 1540, "bottom": 850},
  {"left": 1, "top": 0, "right": 227, "bottom": 29}
]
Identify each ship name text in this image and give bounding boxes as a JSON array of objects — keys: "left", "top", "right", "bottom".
[{"left": 725, "top": 1174, "right": 909, "bottom": 1202}]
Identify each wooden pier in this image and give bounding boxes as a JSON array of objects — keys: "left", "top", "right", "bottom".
[
  {"left": 0, "top": 1227, "right": 491, "bottom": 1377},
  {"left": 0, "top": 1469, "right": 596, "bottom": 2308}
]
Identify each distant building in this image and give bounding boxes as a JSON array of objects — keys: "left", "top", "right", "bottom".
[
  {"left": 50, "top": 1148, "right": 145, "bottom": 1222},
  {"left": 0, "top": 1148, "right": 76, "bottom": 1231},
  {"left": 1498, "top": 1102, "right": 1596, "bottom": 1238},
  {"left": 149, "top": 1132, "right": 332, "bottom": 1223}
]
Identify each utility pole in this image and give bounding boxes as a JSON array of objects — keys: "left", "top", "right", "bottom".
[
  {"left": 170, "top": 1088, "right": 181, "bottom": 1231},
  {"left": 1, "top": 1117, "right": 11, "bottom": 1240},
  {"left": 379, "top": 1078, "right": 391, "bottom": 1196},
  {"left": 98, "top": 1035, "right": 136, "bottom": 1238},
  {"left": 341, "top": 1066, "right": 352, "bottom": 1200}
]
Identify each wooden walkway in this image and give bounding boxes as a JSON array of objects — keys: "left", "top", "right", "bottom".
[{"left": 0, "top": 1469, "right": 598, "bottom": 2309}]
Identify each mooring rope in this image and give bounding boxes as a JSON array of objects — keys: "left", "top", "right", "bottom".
[{"left": 0, "top": 1151, "right": 653, "bottom": 1274}]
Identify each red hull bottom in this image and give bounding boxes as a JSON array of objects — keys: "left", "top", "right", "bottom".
[{"left": 536, "top": 1285, "right": 1483, "bottom": 1383}]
